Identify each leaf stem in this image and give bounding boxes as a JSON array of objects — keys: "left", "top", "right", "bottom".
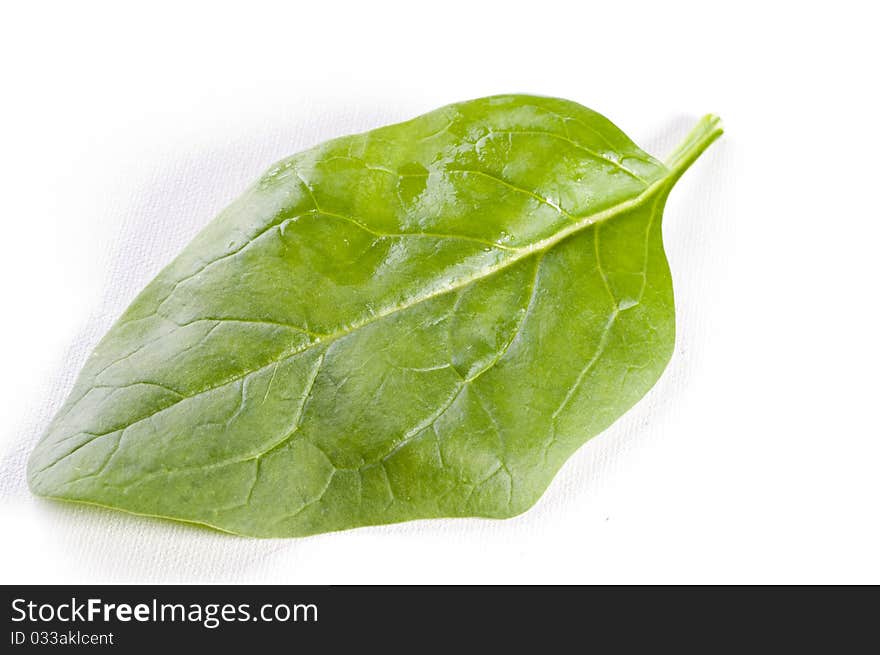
[{"left": 664, "top": 114, "right": 723, "bottom": 181}]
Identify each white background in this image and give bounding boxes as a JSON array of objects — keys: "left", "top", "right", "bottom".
[{"left": 1, "top": 1, "right": 877, "bottom": 584}]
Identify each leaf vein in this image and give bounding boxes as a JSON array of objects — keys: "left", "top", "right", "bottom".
[{"left": 41, "top": 179, "right": 669, "bottom": 472}]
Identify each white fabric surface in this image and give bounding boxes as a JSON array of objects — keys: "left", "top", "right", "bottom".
[{"left": 1, "top": 1, "right": 877, "bottom": 583}]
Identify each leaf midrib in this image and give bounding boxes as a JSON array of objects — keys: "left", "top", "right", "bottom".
[{"left": 35, "top": 174, "right": 672, "bottom": 473}]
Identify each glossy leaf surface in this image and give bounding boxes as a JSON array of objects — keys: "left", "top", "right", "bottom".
[{"left": 28, "top": 96, "right": 721, "bottom": 536}]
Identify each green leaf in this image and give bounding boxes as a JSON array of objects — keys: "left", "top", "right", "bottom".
[{"left": 28, "top": 96, "right": 722, "bottom": 537}]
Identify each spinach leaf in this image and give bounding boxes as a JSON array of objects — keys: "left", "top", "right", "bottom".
[{"left": 28, "top": 96, "right": 722, "bottom": 537}]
